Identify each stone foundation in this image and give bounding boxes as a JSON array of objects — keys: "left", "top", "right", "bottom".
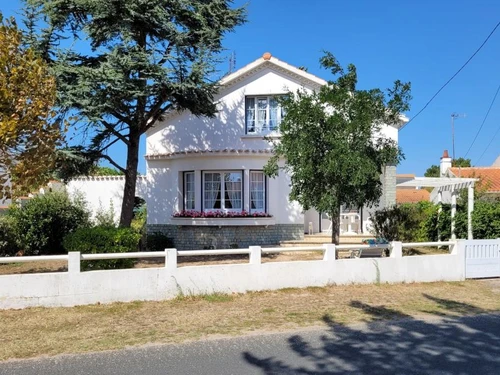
[{"left": 147, "top": 224, "right": 304, "bottom": 250}]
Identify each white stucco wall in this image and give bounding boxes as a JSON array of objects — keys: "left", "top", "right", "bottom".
[
  {"left": 67, "top": 176, "right": 147, "bottom": 222},
  {"left": 146, "top": 155, "right": 303, "bottom": 225}
]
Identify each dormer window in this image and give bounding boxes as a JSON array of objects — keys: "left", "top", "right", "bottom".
[{"left": 245, "top": 96, "right": 285, "bottom": 134}]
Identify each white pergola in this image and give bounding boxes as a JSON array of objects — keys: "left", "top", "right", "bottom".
[{"left": 397, "top": 177, "right": 478, "bottom": 240}]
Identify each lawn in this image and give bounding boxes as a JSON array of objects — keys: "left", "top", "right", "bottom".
[{"left": 0, "top": 280, "right": 499, "bottom": 361}]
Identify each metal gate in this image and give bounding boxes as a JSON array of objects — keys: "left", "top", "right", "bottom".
[{"left": 465, "top": 239, "right": 500, "bottom": 279}]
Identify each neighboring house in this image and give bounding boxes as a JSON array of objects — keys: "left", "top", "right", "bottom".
[
  {"left": 431, "top": 150, "right": 500, "bottom": 203},
  {"left": 395, "top": 174, "right": 430, "bottom": 204},
  {"left": 396, "top": 189, "right": 430, "bottom": 204},
  {"left": 143, "top": 52, "right": 405, "bottom": 249}
]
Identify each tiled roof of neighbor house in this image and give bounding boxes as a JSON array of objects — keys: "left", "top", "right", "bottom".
[
  {"left": 396, "top": 189, "right": 430, "bottom": 204},
  {"left": 396, "top": 174, "right": 416, "bottom": 178},
  {"left": 449, "top": 167, "right": 500, "bottom": 193}
]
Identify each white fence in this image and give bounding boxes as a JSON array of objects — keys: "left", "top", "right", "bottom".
[
  {"left": 0, "top": 241, "right": 466, "bottom": 310},
  {"left": 464, "top": 239, "right": 500, "bottom": 279}
]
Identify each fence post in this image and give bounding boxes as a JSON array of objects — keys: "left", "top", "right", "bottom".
[
  {"left": 165, "top": 248, "right": 177, "bottom": 272},
  {"left": 249, "top": 246, "right": 262, "bottom": 265},
  {"left": 68, "top": 252, "right": 81, "bottom": 274},
  {"left": 390, "top": 242, "right": 402, "bottom": 258},
  {"left": 323, "top": 244, "right": 336, "bottom": 261}
]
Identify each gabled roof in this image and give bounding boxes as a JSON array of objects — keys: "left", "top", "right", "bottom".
[
  {"left": 449, "top": 167, "right": 500, "bottom": 193},
  {"left": 492, "top": 155, "right": 500, "bottom": 167},
  {"left": 220, "top": 52, "right": 327, "bottom": 90},
  {"left": 396, "top": 189, "right": 430, "bottom": 204}
]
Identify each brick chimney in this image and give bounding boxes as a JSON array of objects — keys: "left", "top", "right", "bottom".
[{"left": 440, "top": 149, "right": 452, "bottom": 177}]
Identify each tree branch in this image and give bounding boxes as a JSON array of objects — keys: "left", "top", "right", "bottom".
[
  {"left": 101, "top": 120, "right": 130, "bottom": 145},
  {"left": 99, "top": 154, "right": 126, "bottom": 173},
  {"left": 143, "top": 101, "right": 173, "bottom": 133}
]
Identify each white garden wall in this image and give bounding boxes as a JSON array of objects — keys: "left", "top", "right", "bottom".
[
  {"left": 0, "top": 241, "right": 467, "bottom": 310},
  {"left": 67, "top": 176, "right": 147, "bottom": 222}
]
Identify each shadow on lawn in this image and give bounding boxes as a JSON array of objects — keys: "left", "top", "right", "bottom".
[{"left": 243, "top": 296, "right": 500, "bottom": 374}]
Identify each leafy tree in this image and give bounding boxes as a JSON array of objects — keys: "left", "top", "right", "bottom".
[
  {"left": 452, "top": 157, "right": 471, "bottom": 168},
  {"left": 264, "top": 52, "right": 411, "bottom": 244},
  {"left": 424, "top": 157, "right": 471, "bottom": 179},
  {"left": 25, "top": 0, "right": 246, "bottom": 226},
  {"left": 424, "top": 165, "right": 440, "bottom": 178},
  {"left": 0, "top": 13, "right": 62, "bottom": 200}
]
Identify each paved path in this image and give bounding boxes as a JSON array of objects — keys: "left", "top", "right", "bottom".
[{"left": 2, "top": 314, "right": 500, "bottom": 375}]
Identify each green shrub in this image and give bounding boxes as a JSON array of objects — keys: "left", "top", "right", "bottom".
[
  {"left": 63, "top": 226, "right": 141, "bottom": 270},
  {"left": 94, "top": 200, "right": 116, "bottom": 227},
  {"left": 146, "top": 232, "right": 174, "bottom": 252},
  {"left": 371, "top": 204, "right": 422, "bottom": 242},
  {"left": 0, "top": 215, "right": 19, "bottom": 257},
  {"left": 9, "top": 192, "right": 90, "bottom": 255},
  {"left": 471, "top": 200, "right": 500, "bottom": 239}
]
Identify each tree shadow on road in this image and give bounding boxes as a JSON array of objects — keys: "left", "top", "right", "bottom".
[{"left": 243, "top": 296, "right": 500, "bottom": 374}]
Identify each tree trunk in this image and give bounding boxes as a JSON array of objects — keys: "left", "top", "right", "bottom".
[
  {"left": 330, "top": 207, "right": 341, "bottom": 245},
  {"left": 119, "top": 132, "right": 140, "bottom": 227}
]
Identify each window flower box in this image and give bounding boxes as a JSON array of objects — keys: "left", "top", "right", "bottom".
[{"left": 171, "top": 211, "right": 275, "bottom": 227}]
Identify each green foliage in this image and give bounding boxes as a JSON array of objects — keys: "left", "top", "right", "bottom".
[
  {"left": 63, "top": 226, "right": 141, "bottom": 270},
  {"left": 265, "top": 51, "right": 411, "bottom": 243},
  {"left": 90, "top": 166, "right": 123, "bottom": 176},
  {"left": 424, "top": 165, "right": 440, "bottom": 178},
  {"left": 469, "top": 200, "right": 500, "bottom": 239},
  {"left": 146, "top": 232, "right": 174, "bottom": 252},
  {"left": 372, "top": 200, "right": 500, "bottom": 242},
  {"left": 25, "top": 0, "right": 246, "bottom": 226},
  {"left": 452, "top": 157, "right": 471, "bottom": 168},
  {"left": 0, "top": 215, "right": 19, "bottom": 256},
  {"left": 371, "top": 204, "right": 424, "bottom": 242},
  {"left": 94, "top": 200, "right": 116, "bottom": 227},
  {"left": 9, "top": 192, "right": 90, "bottom": 255}
]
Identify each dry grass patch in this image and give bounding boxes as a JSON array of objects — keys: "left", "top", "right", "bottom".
[
  {"left": 0, "top": 260, "right": 67, "bottom": 275},
  {"left": 1, "top": 280, "right": 500, "bottom": 361}
]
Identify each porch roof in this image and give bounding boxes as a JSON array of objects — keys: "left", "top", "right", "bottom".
[{"left": 397, "top": 177, "right": 478, "bottom": 190}]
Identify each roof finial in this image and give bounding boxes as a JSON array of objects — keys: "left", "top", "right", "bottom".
[{"left": 262, "top": 52, "right": 272, "bottom": 60}]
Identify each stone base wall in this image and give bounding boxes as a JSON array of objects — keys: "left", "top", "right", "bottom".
[{"left": 147, "top": 224, "right": 304, "bottom": 250}]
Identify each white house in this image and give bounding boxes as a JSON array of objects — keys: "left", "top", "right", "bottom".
[{"left": 142, "top": 52, "right": 403, "bottom": 249}]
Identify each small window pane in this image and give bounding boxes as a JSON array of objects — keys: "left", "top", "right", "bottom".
[
  {"left": 245, "top": 97, "right": 256, "bottom": 133},
  {"left": 204, "top": 173, "right": 221, "bottom": 209},
  {"left": 184, "top": 172, "right": 195, "bottom": 210}
]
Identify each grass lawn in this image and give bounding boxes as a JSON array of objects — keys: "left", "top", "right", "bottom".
[{"left": 1, "top": 280, "right": 499, "bottom": 361}]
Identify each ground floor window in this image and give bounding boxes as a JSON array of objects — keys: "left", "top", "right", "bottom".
[
  {"left": 250, "top": 171, "right": 265, "bottom": 212},
  {"left": 203, "top": 171, "right": 242, "bottom": 211},
  {"left": 183, "top": 172, "right": 195, "bottom": 210}
]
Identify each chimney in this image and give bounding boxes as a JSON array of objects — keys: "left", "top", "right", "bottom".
[{"left": 440, "top": 149, "right": 452, "bottom": 177}]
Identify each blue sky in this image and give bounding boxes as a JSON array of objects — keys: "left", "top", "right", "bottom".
[{"left": 2, "top": 0, "right": 500, "bottom": 175}]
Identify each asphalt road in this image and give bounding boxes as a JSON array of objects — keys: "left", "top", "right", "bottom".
[{"left": 2, "top": 314, "right": 500, "bottom": 375}]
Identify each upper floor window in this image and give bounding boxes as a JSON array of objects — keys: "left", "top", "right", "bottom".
[{"left": 245, "top": 96, "right": 285, "bottom": 134}]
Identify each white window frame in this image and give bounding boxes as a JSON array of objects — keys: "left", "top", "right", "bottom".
[
  {"left": 183, "top": 171, "right": 195, "bottom": 210},
  {"left": 249, "top": 171, "right": 266, "bottom": 213},
  {"left": 203, "top": 171, "right": 243, "bottom": 212},
  {"left": 245, "top": 96, "right": 284, "bottom": 134}
]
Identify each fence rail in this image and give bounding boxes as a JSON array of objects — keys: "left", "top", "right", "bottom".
[
  {"left": 0, "top": 239, "right": 471, "bottom": 310},
  {"left": 402, "top": 241, "right": 455, "bottom": 248},
  {"left": 0, "top": 241, "right": 459, "bottom": 264}
]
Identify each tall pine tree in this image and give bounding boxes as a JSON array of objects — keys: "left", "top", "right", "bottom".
[{"left": 25, "top": 0, "right": 246, "bottom": 226}]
